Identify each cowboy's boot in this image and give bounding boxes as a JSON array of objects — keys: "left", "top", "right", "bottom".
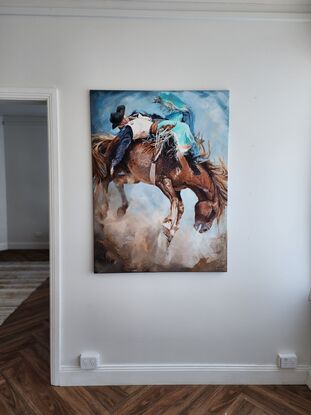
[{"left": 195, "top": 155, "right": 209, "bottom": 164}]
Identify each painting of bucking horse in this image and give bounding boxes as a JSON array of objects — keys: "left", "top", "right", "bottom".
[{"left": 90, "top": 90, "right": 229, "bottom": 273}]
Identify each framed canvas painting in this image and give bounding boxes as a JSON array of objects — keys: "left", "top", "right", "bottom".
[{"left": 90, "top": 90, "right": 229, "bottom": 273}]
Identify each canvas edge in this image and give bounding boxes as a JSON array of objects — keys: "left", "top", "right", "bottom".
[
  {"left": 91, "top": 89, "right": 229, "bottom": 274},
  {"left": 1, "top": 2, "right": 311, "bottom": 21}
]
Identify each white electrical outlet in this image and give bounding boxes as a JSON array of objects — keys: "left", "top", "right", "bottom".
[
  {"left": 80, "top": 352, "right": 100, "bottom": 370},
  {"left": 278, "top": 353, "right": 297, "bottom": 369}
]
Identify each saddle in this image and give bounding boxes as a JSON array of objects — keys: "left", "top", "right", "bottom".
[{"left": 152, "top": 126, "right": 201, "bottom": 176}]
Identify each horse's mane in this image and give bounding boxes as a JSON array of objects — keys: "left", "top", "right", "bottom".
[
  {"left": 204, "top": 159, "right": 228, "bottom": 221},
  {"left": 92, "top": 135, "right": 156, "bottom": 182},
  {"left": 92, "top": 135, "right": 115, "bottom": 184}
]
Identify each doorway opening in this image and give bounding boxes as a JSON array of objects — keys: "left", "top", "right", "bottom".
[{"left": 0, "top": 89, "right": 60, "bottom": 385}]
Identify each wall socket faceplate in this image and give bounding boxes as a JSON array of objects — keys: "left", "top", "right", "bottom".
[
  {"left": 278, "top": 353, "right": 297, "bottom": 369},
  {"left": 80, "top": 352, "right": 100, "bottom": 370}
]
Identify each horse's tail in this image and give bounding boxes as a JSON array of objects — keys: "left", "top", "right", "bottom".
[
  {"left": 204, "top": 159, "right": 228, "bottom": 221},
  {"left": 92, "top": 135, "right": 116, "bottom": 184}
]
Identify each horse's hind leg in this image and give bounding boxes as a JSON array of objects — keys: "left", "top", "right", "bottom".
[
  {"left": 94, "top": 180, "right": 110, "bottom": 225},
  {"left": 113, "top": 175, "right": 135, "bottom": 218},
  {"left": 116, "top": 182, "right": 129, "bottom": 217},
  {"left": 175, "top": 191, "right": 184, "bottom": 231}
]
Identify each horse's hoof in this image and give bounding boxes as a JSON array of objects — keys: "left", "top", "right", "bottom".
[
  {"left": 98, "top": 210, "right": 108, "bottom": 223},
  {"left": 162, "top": 221, "right": 172, "bottom": 230},
  {"left": 117, "top": 206, "right": 127, "bottom": 218},
  {"left": 162, "top": 225, "right": 171, "bottom": 238},
  {"left": 162, "top": 226, "right": 174, "bottom": 243}
]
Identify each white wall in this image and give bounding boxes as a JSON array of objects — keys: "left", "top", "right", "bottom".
[
  {"left": 3, "top": 116, "right": 49, "bottom": 249},
  {"left": 0, "top": 116, "right": 8, "bottom": 250},
  {"left": 0, "top": 13, "right": 310, "bottom": 385}
]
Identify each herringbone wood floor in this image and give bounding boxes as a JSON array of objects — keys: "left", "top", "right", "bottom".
[
  {"left": 1, "top": 262, "right": 311, "bottom": 413},
  {"left": 0, "top": 261, "right": 49, "bottom": 324},
  {"left": 0, "top": 249, "right": 49, "bottom": 262}
]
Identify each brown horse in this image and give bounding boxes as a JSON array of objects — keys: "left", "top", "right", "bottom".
[{"left": 92, "top": 135, "right": 227, "bottom": 243}]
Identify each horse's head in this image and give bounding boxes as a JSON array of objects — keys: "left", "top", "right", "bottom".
[
  {"left": 194, "top": 200, "right": 217, "bottom": 233},
  {"left": 192, "top": 159, "right": 227, "bottom": 233}
]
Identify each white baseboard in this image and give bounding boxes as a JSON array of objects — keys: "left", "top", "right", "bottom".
[
  {"left": 0, "top": 242, "right": 8, "bottom": 251},
  {"left": 7, "top": 242, "right": 49, "bottom": 249},
  {"left": 307, "top": 368, "right": 311, "bottom": 390},
  {"left": 57, "top": 363, "right": 309, "bottom": 387}
]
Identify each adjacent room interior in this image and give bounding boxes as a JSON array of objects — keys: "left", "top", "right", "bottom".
[{"left": 0, "top": 100, "right": 49, "bottom": 323}]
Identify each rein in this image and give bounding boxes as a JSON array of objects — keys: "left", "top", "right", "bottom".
[{"left": 149, "top": 127, "right": 175, "bottom": 184}]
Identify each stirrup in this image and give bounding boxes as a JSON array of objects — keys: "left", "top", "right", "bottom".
[{"left": 195, "top": 156, "right": 208, "bottom": 164}]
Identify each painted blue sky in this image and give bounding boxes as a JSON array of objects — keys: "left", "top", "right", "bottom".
[{"left": 90, "top": 90, "right": 229, "bottom": 163}]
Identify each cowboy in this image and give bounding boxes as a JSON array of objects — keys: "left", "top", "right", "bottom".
[
  {"left": 109, "top": 105, "right": 157, "bottom": 176},
  {"left": 153, "top": 93, "right": 206, "bottom": 164},
  {"left": 109, "top": 104, "right": 202, "bottom": 176},
  {"left": 153, "top": 92, "right": 195, "bottom": 137}
]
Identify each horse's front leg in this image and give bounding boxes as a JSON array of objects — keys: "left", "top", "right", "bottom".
[
  {"left": 163, "top": 190, "right": 184, "bottom": 232},
  {"left": 157, "top": 178, "right": 180, "bottom": 243},
  {"left": 163, "top": 211, "right": 173, "bottom": 226}
]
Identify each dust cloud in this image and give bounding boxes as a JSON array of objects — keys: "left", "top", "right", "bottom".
[{"left": 94, "top": 183, "right": 227, "bottom": 273}]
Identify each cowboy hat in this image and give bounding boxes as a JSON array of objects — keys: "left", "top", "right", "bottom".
[{"left": 110, "top": 105, "right": 125, "bottom": 129}]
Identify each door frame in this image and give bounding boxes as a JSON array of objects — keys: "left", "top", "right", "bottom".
[{"left": 0, "top": 87, "right": 61, "bottom": 385}]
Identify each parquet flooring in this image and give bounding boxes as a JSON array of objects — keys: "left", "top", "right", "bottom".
[
  {"left": 0, "top": 261, "right": 49, "bottom": 324},
  {"left": 1, "top": 274, "right": 311, "bottom": 413},
  {"left": 0, "top": 249, "right": 49, "bottom": 262}
]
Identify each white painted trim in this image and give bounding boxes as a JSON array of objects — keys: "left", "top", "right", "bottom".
[
  {"left": 0, "top": 242, "right": 8, "bottom": 251},
  {"left": 59, "top": 363, "right": 310, "bottom": 386},
  {"left": 0, "top": 87, "right": 61, "bottom": 386},
  {"left": 7, "top": 242, "right": 49, "bottom": 249},
  {"left": 0, "top": 1, "right": 310, "bottom": 21},
  {"left": 307, "top": 368, "right": 311, "bottom": 390}
]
